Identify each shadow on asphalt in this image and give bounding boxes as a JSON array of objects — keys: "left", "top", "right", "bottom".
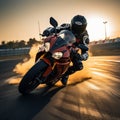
[
  {"left": 15, "top": 86, "right": 64, "bottom": 120},
  {"left": 68, "top": 77, "right": 92, "bottom": 86},
  {"left": 1, "top": 77, "right": 91, "bottom": 120}
]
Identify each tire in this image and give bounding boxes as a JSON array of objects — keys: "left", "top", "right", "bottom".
[
  {"left": 46, "top": 82, "right": 55, "bottom": 86},
  {"left": 18, "top": 60, "right": 48, "bottom": 95},
  {"left": 46, "top": 79, "right": 59, "bottom": 86}
]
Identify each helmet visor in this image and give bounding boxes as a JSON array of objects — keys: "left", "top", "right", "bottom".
[{"left": 71, "top": 24, "right": 87, "bottom": 35}]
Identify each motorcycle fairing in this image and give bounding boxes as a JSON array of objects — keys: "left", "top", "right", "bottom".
[{"left": 44, "top": 36, "right": 70, "bottom": 58}]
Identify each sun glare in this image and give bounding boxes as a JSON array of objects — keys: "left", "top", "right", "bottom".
[{"left": 87, "top": 16, "right": 112, "bottom": 41}]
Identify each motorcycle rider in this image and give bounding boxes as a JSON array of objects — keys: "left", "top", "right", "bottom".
[{"left": 35, "top": 15, "right": 89, "bottom": 85}]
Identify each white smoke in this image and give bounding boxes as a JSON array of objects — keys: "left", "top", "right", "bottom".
[
  {"left": 13, "top": 44, "right": 40, "bottom": 75},
  {"left": 11, "top": 45, "right": 92, "bottom": 86}
]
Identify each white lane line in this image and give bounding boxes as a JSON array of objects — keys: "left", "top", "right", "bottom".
[
  {"left": 89, "top": 68, "right": 104, "bottom": 71},
  {"left": 104, "top": 60, "right": 120, "bottom": 62},
  {"left": 85, "top": 81, "right": 101, "bottom": 90},
  {"left": 92, "top": 71, "right": 120, "bottom": 82}
]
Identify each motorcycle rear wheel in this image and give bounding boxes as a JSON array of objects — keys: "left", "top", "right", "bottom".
[{"left": 18, "top": 60, "right": 47, "bottom": 95}]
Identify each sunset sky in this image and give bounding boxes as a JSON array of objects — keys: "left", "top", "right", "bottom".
[{"left": 0, "top": 0, "right": 120, "bottom": 42}]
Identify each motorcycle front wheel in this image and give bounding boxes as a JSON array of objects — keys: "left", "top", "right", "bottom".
[{"left": 18, "top": 60, "right": 48, "bottom": 95}]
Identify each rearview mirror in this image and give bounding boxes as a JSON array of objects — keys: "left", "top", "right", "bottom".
[{"left": 50, "top": 17, "right": 58, "bottom": 28}]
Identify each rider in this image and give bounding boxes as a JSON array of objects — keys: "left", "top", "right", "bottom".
[{"left": 35, "top": 15, "right": 90, "bottom": 85}]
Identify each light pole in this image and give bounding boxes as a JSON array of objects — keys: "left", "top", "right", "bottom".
[{"left": 103, "top": 21, "right": 107, "bottom": 40}]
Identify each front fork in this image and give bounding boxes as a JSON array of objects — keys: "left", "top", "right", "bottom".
[
  {"left": 44, "top": 61, "right": 70, "bottom": 83},
  {"left": 35, "top": 52, "right": 70, "bottom": 84}
]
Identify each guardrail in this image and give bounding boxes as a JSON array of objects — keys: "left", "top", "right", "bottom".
[
  {"left": 89, "top": 41, "right": 120, "bottom": 56},
  {"left": 0, "top": 47, "right": 30, "bottom": 57},
  {"left": 89, "top": 38, "right": 120, "bottom": 45}
]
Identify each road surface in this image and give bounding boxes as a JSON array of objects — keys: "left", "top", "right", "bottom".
[{"left": 0, "top": 56, "right": 120, "bottom": 120}]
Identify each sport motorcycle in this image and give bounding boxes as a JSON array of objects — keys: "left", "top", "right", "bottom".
[{"left": 18, "top": 17, "right": 76, "bottom": 95}]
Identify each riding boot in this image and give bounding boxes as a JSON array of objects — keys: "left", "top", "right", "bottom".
[
  {"left": 61, "top": 66, "right": 76, "bottom": 86},
  {"left": 61, "top": 65, "right": 83, "bottom": 86}
]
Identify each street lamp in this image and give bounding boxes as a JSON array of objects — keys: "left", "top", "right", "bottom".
[{"left": 103, "top": 21, "right": 107, "bottom": 40}]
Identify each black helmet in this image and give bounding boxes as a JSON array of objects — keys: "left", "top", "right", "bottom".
[{"left": 71, "top": 15, "right": 87, "bottom": 37}]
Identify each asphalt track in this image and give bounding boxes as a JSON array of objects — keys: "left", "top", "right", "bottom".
[{"left": 0, "top": 56, "right": 120, "bottom": 120}]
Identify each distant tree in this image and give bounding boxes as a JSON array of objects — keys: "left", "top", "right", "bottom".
[
  {"left": 27, "top": 38, "right": 39, "bottom": 47},
  {"left": 18, "top": 40, "right": 26, "bottom": 48},
  {"left": 1, "top": 41, "right": 5, "bottom": 45},
  {"left": 6, "top": 41, "right": 15, "bottom": 48},
  {"left": 0, "top": 41, "right": 7, "bottom": 49},
  {"left": 14, "top": 40, "right": 19, "bottom": 48},
  {"left": 0, "top": 37, "right": 40, "bottom": 49}
]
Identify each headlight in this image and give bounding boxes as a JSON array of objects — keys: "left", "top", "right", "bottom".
[
  {"left": 44, "top": 42, "right": 50, "bottom": 52},
  {"left": 52, "top": 52, "right": 63, "bottom": 60}
]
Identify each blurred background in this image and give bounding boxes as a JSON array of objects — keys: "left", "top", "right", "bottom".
[{"left": 0, "top": 0, "right": 120, "bottom": 56}]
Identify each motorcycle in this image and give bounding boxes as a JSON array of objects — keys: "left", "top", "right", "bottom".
[{"left": 18, "top": 17, "right": 76, "bottom": 95}]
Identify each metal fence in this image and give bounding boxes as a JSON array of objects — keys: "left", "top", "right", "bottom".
[
  {"left": 89, "top": 42, "right": 120, "bottom": 56},
  {"left": 0, "top": 47, "right": 30, "bottom": 57}
]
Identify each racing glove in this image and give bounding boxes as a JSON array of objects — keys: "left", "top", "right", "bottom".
[{"left": 81, "top": 52, "right": 89, "bottom": 61}]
